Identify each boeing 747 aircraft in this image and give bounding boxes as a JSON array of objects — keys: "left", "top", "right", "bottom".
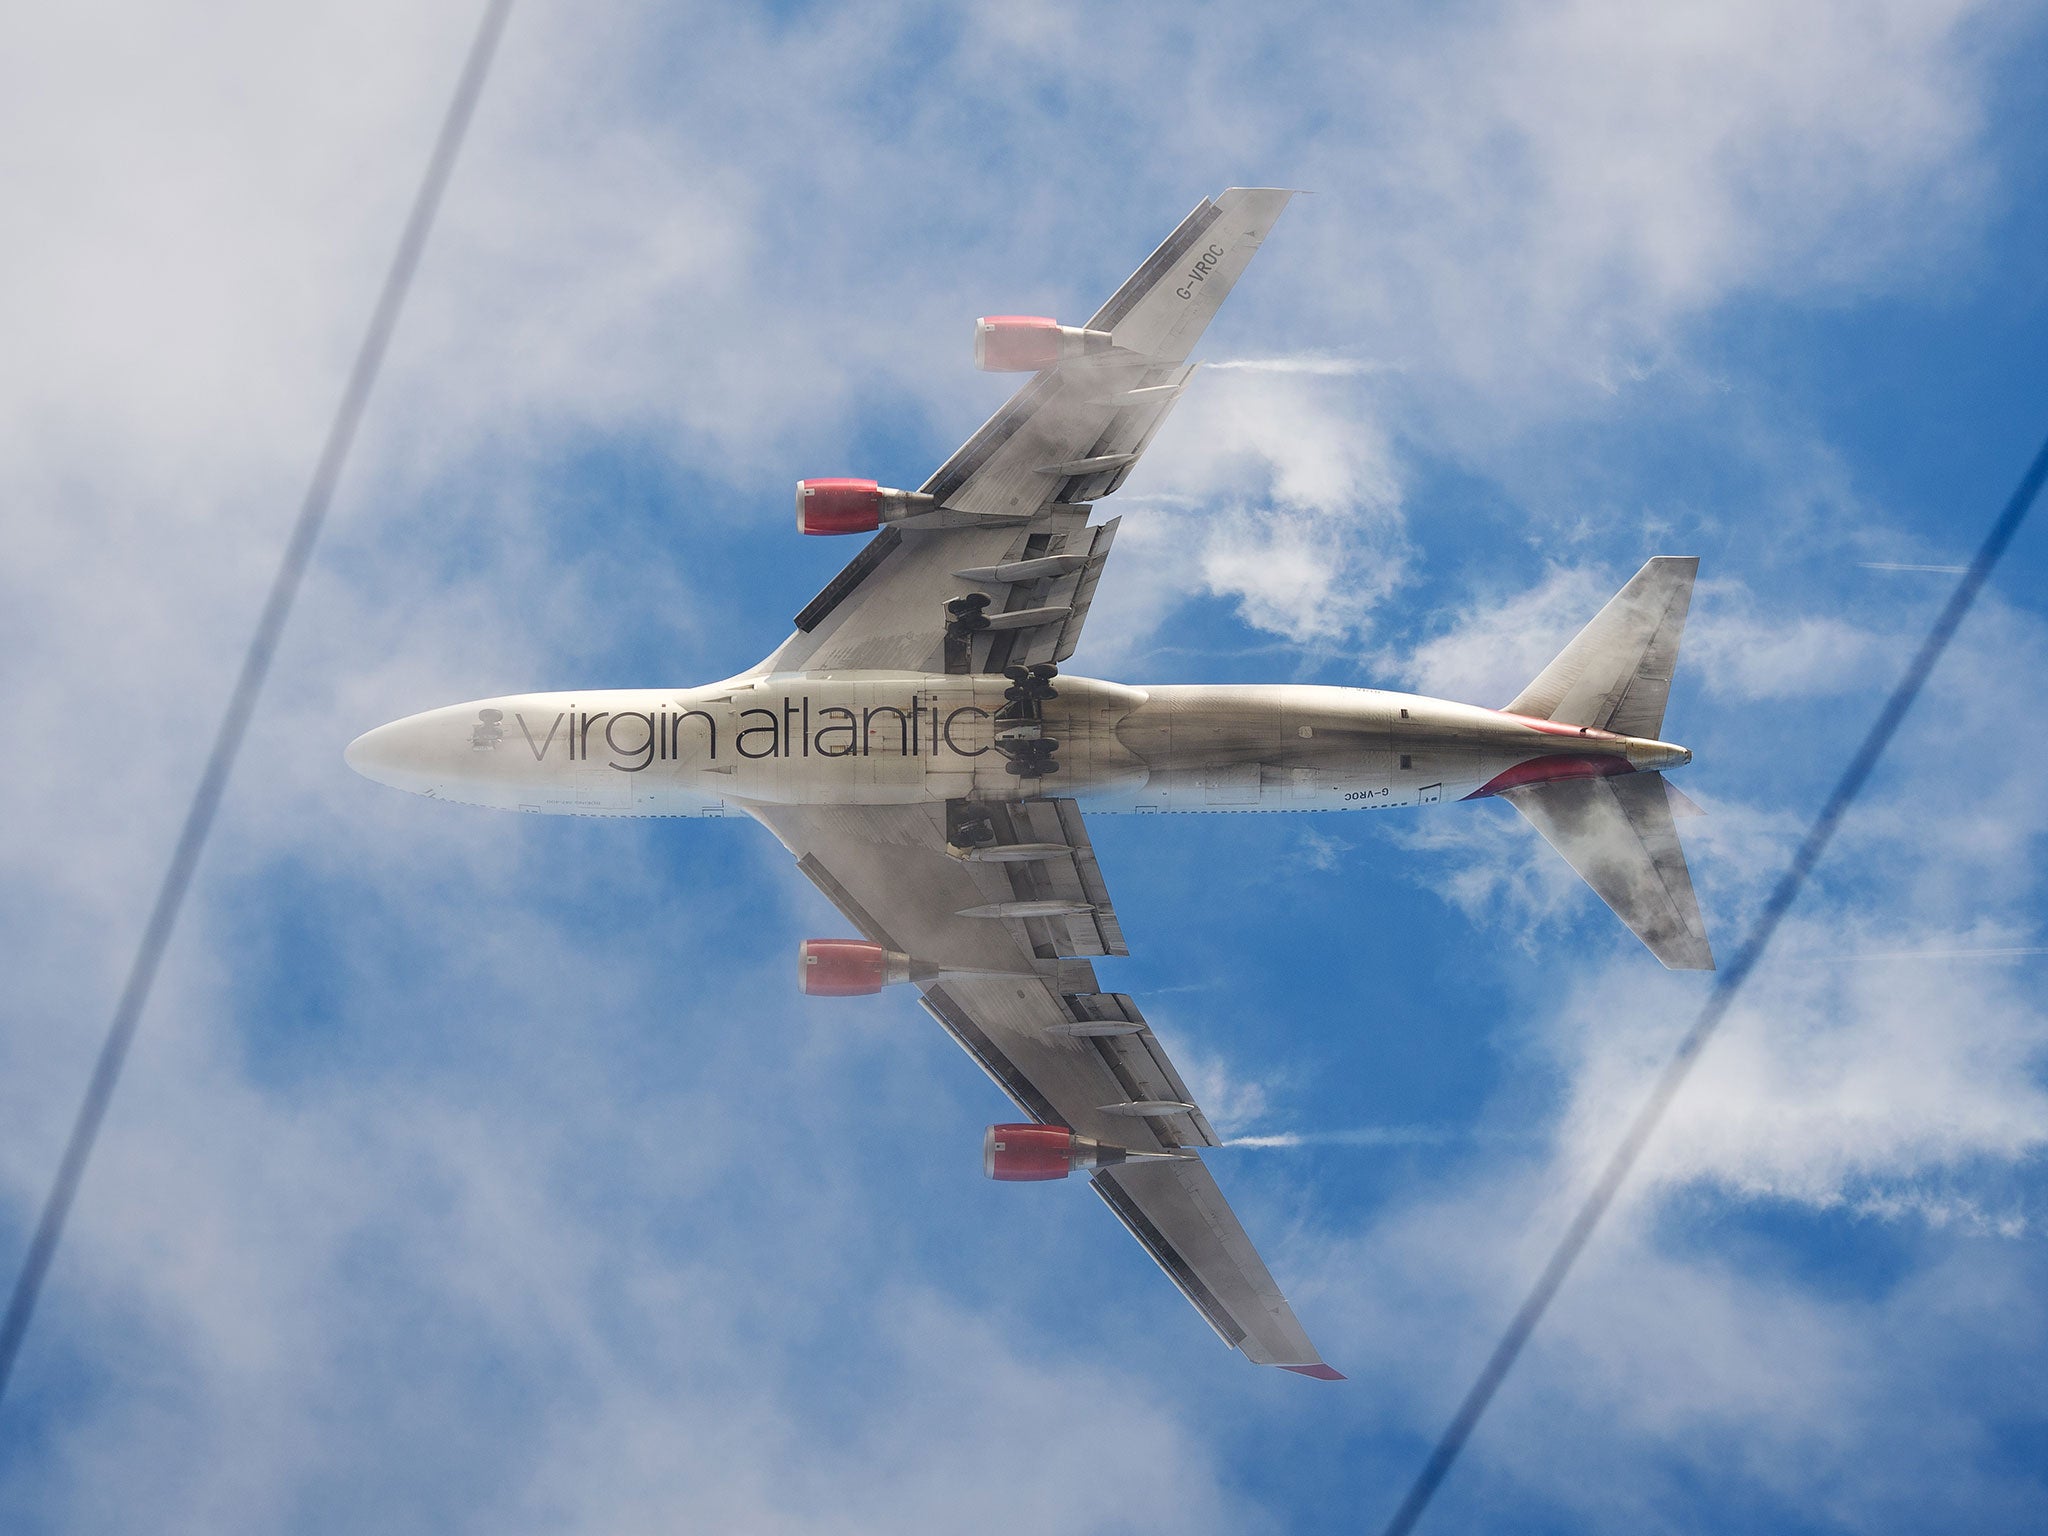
[{"left": 347, "top": 189, "right": 1712, "bottom": 1378}]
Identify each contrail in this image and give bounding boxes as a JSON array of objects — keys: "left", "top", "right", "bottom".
[
  {"left": 1858, "top": 561, "right": 1969, "bottom": 573},
  {"left": 1806, "top": 945, "right": 2047, "bottom": 963},
  {"left": 1221, "top": 1126, "right": 1500, "bottom": 1149},
  {"left": 1206, "top": 355, "right": 1392, "bottom": 376}
]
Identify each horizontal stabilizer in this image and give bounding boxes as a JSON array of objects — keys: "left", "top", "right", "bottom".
[
  {"left": 1506, "top": 772, "right": 1714, "bottom": 970},
  {"left": 1664, "top": 779, "right": 1706, "bottom": 818},
  {"left": 1507, "top": 557, "right": 1697, "bottom": 738}
]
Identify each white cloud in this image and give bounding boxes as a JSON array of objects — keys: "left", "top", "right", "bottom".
[
  {"left": 1387, "top": 550, "right": 1910, "bottom": 721},
  {"left": 1390, "top": 563, "right": 1614, "bottom": 707},
  {"left": 1685, "top": 583, "right": 1893, "bottom": 701},
  {"left": 1297, "top": 826, "right": 1355, "bottom": 872},
  {"left": 1164, "top": 1034, "right": 1285, "bottom": 1141},
  {"left": 1082, "top": 369, "right": 1409, "bottom": 658},
  {"left": 1321, "top": 0, "right": 1998, "bottom": 415}
]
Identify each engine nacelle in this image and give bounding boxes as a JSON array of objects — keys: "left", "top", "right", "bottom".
[
  {"left": 983, "top": 1123, "right": 1143, "bottom": 1181},
  {"left": 797, "top": 938, "right": 913, "bottom": 995},
  {"left": 794, "top": 479, "right": 935, "bottom": 536},
  {"left": 972, "top": 316, "right": 1115, "bottom": 373}
]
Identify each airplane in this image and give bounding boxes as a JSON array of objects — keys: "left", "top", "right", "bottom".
[{"left": 346, "top": 188, "right": 1712, "bottom": 1380}]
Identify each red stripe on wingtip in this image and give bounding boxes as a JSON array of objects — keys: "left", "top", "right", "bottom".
[{"left": 1281, "top": 1363, "right": 1346, "bottom": 1381}]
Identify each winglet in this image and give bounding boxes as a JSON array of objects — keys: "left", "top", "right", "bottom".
[{"left": 1281, "top": 1362, "right": 1346, "bottom": 1381}]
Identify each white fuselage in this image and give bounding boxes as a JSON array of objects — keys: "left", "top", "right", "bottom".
[{"left": 345, "top": 672, "right": 1690, "bottom": 816}]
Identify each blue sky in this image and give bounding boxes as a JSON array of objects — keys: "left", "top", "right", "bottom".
[{"left": 3, "top": 2, "right": 2047, "bottom": 1531}]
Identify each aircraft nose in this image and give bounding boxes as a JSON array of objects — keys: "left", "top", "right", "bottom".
[
  {"left": 343, "top": 727, "right": 377, "bottom": 775},
  {"left": 345, "top": 718, "right": 439, "bottom": 794}
]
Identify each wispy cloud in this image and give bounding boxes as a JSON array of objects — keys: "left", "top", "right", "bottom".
[{"left": 1297, "top": 827, "right": 1355, "bottom": 872}]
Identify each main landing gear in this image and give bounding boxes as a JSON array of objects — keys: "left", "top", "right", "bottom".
[{"left": 995, "top": 663, "right": 1060, "bottom": 780}]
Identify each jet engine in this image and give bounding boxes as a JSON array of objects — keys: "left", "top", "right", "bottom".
[
  {"left": 983, "top": 1123, "right": 1160, "bottom": 1181},
  {"left": 797, "top": 938, "right": 913, "bottom": 995},
  {"left": 794, "top": 479, "right": 935, "bottom": 536},
  {"left": 972, "top": 316, "right": 1115, "bottom": 372}
]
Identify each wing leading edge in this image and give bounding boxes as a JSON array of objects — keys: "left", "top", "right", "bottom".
[{"left": 744, "top": 797, "right": 1336, "bottom": 1375}]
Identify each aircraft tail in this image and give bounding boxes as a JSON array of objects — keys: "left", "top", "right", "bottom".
[
  {"left": 1502, "top": 557, "right": 1714, "bottom": 970},
  {"left": 1505, "top": 556, "right": 1696, "bottom": 736}
]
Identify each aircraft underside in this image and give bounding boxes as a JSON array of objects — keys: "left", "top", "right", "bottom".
[{"left": 346, "top": 673, "right": 1690, "bottom": 819}]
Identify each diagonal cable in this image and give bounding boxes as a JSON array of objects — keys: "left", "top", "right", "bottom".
[
  {"left": 0, "top": 0, "right": 515, "bottom": 1405},
  {"left": 1379, "top": 425, "right": 2048, "bottom": 1536}
]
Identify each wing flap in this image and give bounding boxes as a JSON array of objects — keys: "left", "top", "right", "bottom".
[
  {"left": 959, "top": 797, "right": 1127, "bottom": 958},
  {"left": 981, "top": 517, "right": 1118, "bottom": 675},
  {"left": 1043, "top": 362, "right": 1197, "bottom": 505},
  {"left": 1050, "top": 519, "right": 1118, "bottom": 664},
  {"left": 923, "top": 359, "right": 1171, "bottom": 521},
  {"left": 1089, "top": 994, "right": 1222, "bottom": 1149}
]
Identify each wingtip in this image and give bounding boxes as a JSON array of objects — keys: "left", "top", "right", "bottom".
[{"left": 1280, "top": 1362, "right": 1346, "bottom": 1381}]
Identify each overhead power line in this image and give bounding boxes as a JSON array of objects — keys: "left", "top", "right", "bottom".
[
  {"left": 0, "top": 0, "right": 515, "bottom": 1405},
  {"left": 1379, "top": 425, "right": 2048, "bottom": 1536}
]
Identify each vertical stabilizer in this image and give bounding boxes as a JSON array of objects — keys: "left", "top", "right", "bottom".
[
  {"left": 1506, "top": 773, "right": 1714, "bottom": 971},
  {"left": 1507, "top": 557, "right": 1697, "bottom": 737}
]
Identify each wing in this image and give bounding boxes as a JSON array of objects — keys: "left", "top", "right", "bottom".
[
  {"left": 761, "top": 188, "right": 1296, "bottom": 678},
  {"left": 744, "top": 795, "right": 1336, "bottom": 1374}
]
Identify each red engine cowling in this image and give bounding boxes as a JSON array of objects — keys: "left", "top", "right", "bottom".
[
  {"left": 795, "top": 478, "right": 882, "bottom": 535},
  {"left": 984, "top": 1123, "right": 1082, "bottom": 1181},
  {"left": 982, "top": 1123, "right": 1148, "bottom": 1180},
  {"left": 797, "top": 938, "right": 912, "bottom": 995},
  {"left": 794, "top": 479, "right": 935, "bottom": 535},
  {"left": 972, "top": 316, "right": 1114, "bottom": 372}
]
